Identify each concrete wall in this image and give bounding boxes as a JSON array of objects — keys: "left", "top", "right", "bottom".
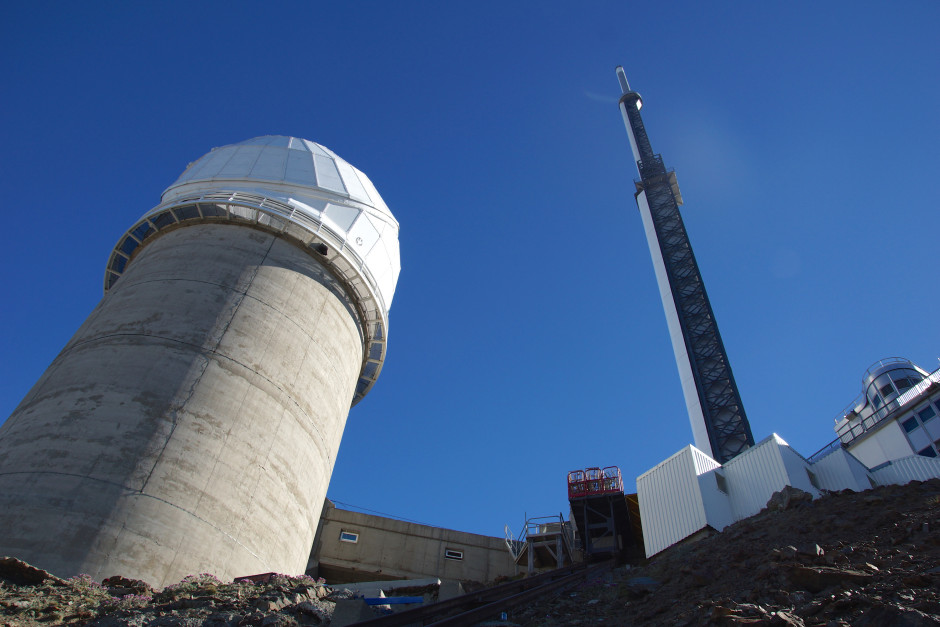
[
  {"left": 309, "top": 502, "right": 519, "bottom": 584},
  {"left": 0, "top": 224, "right": 363, "bottom": 587}
]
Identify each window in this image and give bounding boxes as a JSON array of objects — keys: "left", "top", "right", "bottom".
[
  {"left": 880, "top": 383, "right": 895, "bottom": 398},
  {"left": 895, "top": 377, "right": 914, "bottom": 392},
  {"left": 714, "top": 472, "right": 728, "bottom": 494},
  {"left": 339, "top": 531, "right": 359, "bottom": 543},
  {"left": 918, "top": 447, "right": 937, "bottom": 458},
  {"left": 902, "top": 417, "right": 919, "bottom": 433},
  {"left": 444, "top": 549, "right": 464, "bottom": 561},
  {"left": 919, "top": 406, "right": 937, "bottom": 422}
]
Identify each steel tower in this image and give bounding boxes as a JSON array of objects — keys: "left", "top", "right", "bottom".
[{"left": 616, "top": 67, "right": 753, "bottom": 463}]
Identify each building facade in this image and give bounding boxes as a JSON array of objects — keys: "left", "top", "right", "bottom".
[
  {"left": 308, "top": 501, "right": 520, "bottom": 584},
  {"left": 833, "top": 358, "right": 940, "bottom": 467}
]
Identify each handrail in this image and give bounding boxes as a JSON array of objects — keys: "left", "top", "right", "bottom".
[
  {"left": 812, "top": 366, "right": 940, "bottom": 461},
  {"left": 505, "top": 514, "right": 574, "bottom": 560},
  {"left": 568, "top": 466, "right": 623, "bottom": 498}
]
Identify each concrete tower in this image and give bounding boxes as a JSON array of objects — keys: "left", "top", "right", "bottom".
[
  {"left": 0, "top": 136, "right": 401, "bottom": 587},
  {"left": 616, "top": 68, "right": 753, "bottom": 463}
]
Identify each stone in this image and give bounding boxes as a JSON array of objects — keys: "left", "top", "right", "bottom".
[
  {"left": 786, "top": 566, "right": 873, "bottom": 593},
  {"left": 766, "top": 487, "right": 814, "bottom": 512},
  {"left": 0, "top": 557, "right": 62, "bottom": 586}
]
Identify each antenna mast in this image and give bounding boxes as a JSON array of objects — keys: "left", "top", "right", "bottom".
[{"left": 617, "top": 66, "right": 754, "bottom": 463}]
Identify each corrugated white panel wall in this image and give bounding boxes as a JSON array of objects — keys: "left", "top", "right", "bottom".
[
  {"left": 811, "top": 448, "right": 873, "bottom": 492},
  {"left": 690, "top": 447, "right": 722, "bottom": 475},
  {"left": 778, "top": 444, "right": 821, "bottom": 496},
  {"left": 689, "top": 444, "right": 733, "bottom": 532},
  {"left": 723, "top": 435, "right": 791, "bottom": 521},
  {"left": 637, "top": 447, "right": 708, "bottom": 557},
  {"left": 872, "top": 455, "right": 940, "bottom": 485},
  {"left": 697, "top": 469, "right": 734, "bottom": 532}
]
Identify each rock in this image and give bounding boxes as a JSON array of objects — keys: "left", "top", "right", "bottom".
[
  {"left": 766, "top": 487, "right": 814, "bottom": 512},
  {"left": 853, "top": 604, "right": 940, "bottom": 626},
  {"left": 770, "top": 610, "right": 805, "bottom": 626},
  {"left": 786, "top": 566, "right": 873, "bottom": 593},
  {"left": 0, "top": 556, "right": 63, "bottom": 586},
  {"left": 103, "top": 575, "right": 154, "bottom": 597}
]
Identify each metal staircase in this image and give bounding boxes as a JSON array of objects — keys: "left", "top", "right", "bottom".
[{"left": 504, "top": 514, "right": 575, "bottom": 571}]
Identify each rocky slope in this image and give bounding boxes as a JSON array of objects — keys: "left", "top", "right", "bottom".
[
  {"left": 1, "top": 479, "right": 938, "bottom": 626},
  {"left": 516, "top": 479, "right": 940, "bottom": 626}
]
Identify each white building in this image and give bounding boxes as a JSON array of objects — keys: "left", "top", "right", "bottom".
[
  {"left": 833, "top": 358, "right": 940, "bottom": 467},
  {"left": 636, "top": 357, "right": 940, "bottom": 558}
]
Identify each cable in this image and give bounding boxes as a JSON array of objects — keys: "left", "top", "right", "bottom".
[{"left": 327, "top": 498, "right": 436, "bottom": 527}]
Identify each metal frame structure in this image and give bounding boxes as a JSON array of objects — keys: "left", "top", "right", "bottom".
[
  {"left": 616, "top": 67, "right": 754, "bottom": 463},
  {"left": 566, "top": 466, "right": 632, "bottom": 558},
  {"left": 504, "top": 514, "right": 574, "bottom": 571}
]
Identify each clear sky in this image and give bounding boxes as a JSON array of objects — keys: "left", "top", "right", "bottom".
[{"left": 2, "top": 2, "right": 939, "bottom": 539}]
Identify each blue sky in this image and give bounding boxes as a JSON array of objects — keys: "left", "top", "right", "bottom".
[{"left": 2, "top": 2, "right": 939, "bottom": 538}]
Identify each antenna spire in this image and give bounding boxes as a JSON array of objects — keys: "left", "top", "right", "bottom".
[{"left": 615, "top": 66, "right": 631, "bottom": 95}]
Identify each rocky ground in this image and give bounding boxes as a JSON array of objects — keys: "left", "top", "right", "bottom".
[
  {"left": 1, "top": 479, "right": 938, "bottom": 626},
  {"left": 0, "top": 567, "right": 347, "bottom": 627},
  {"left": 515, "top": 479, "right": 940, "bottom": 626}
]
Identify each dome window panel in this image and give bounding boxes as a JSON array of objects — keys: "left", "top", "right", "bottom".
[
  {"left": 334, "top": 158, "right": 371, "bottom": 204},
  {"left": 346, "top": 215, "right": 381, "bottom": 256},
  {"left": 323, "top": 204, "right": 361, "bottom": 232},
  {"left": 313, "top": 154, "right": 346, "bottom": 195},
  {"left": 217, "top": 146, "right": 263, "bottom": 178},
  {"left": 250, "top": 146, "right": 289, "bottom": 180},
  {"left": 285, "top": 151, "right": 317, "bottom": 187}
]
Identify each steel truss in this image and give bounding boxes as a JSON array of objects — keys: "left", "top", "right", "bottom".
[{"left": 622, "top": 92, "right": 754, "bottom": 463}]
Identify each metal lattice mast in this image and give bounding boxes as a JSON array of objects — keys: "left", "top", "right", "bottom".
[{"left": 616, "top": 67, "right": 754, "bottom": 463}]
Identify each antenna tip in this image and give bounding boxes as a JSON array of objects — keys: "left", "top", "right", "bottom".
[{"left": 615, "top": 66, "right": 631, "bottom": 95}]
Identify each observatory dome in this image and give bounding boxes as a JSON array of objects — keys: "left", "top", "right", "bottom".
[
  {"left": 107, "top": 135, "right": 401, "bottom": 405},
  {"left": 163, "top": 136, "right": 396, "bottom": 225},
  {"left": 161, "top": 135, "right": 400, "bottom": 312}
]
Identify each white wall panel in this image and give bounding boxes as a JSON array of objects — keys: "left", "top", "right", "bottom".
[
  {"left": 637, "top": 447, "right": 707, "bottom": 557},
  {"left": 872, "top": 455, "right": 940, "bottom": 485},
  {"left": 778, "top": 443, "right": 820, "bottom": 496},
  {"left": 697, "top": 469, "right": 733, "bottom": 532},
  {"left": 849, "top": 421, "right": 914, "bottom": 468},
  {"left": 723, "top": 435, "right": 790, "bottom": 521},
  {"left": 811, "top": 448, "right": 872, "bottom": 492}
]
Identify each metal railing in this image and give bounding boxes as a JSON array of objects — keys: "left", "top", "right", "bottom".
[
  {"left": 809, "top": 366, "right": 940, "bottom": 462},
  {"left": 567, "top": 466, "right": 623, "bottom": 499},
  {"left": 504, "top": 514, "right": 573, "bottom": 561}
]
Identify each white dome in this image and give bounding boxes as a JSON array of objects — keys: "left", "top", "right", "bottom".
[
  {"left": 164, "top": 136, "right": 396, "bottom": 224},
  {"left": 162, "top": 136, "right": 400, "bottom": 313},
  {"left": 107, "top": 136, "right": 401, "bottom": 405}
]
